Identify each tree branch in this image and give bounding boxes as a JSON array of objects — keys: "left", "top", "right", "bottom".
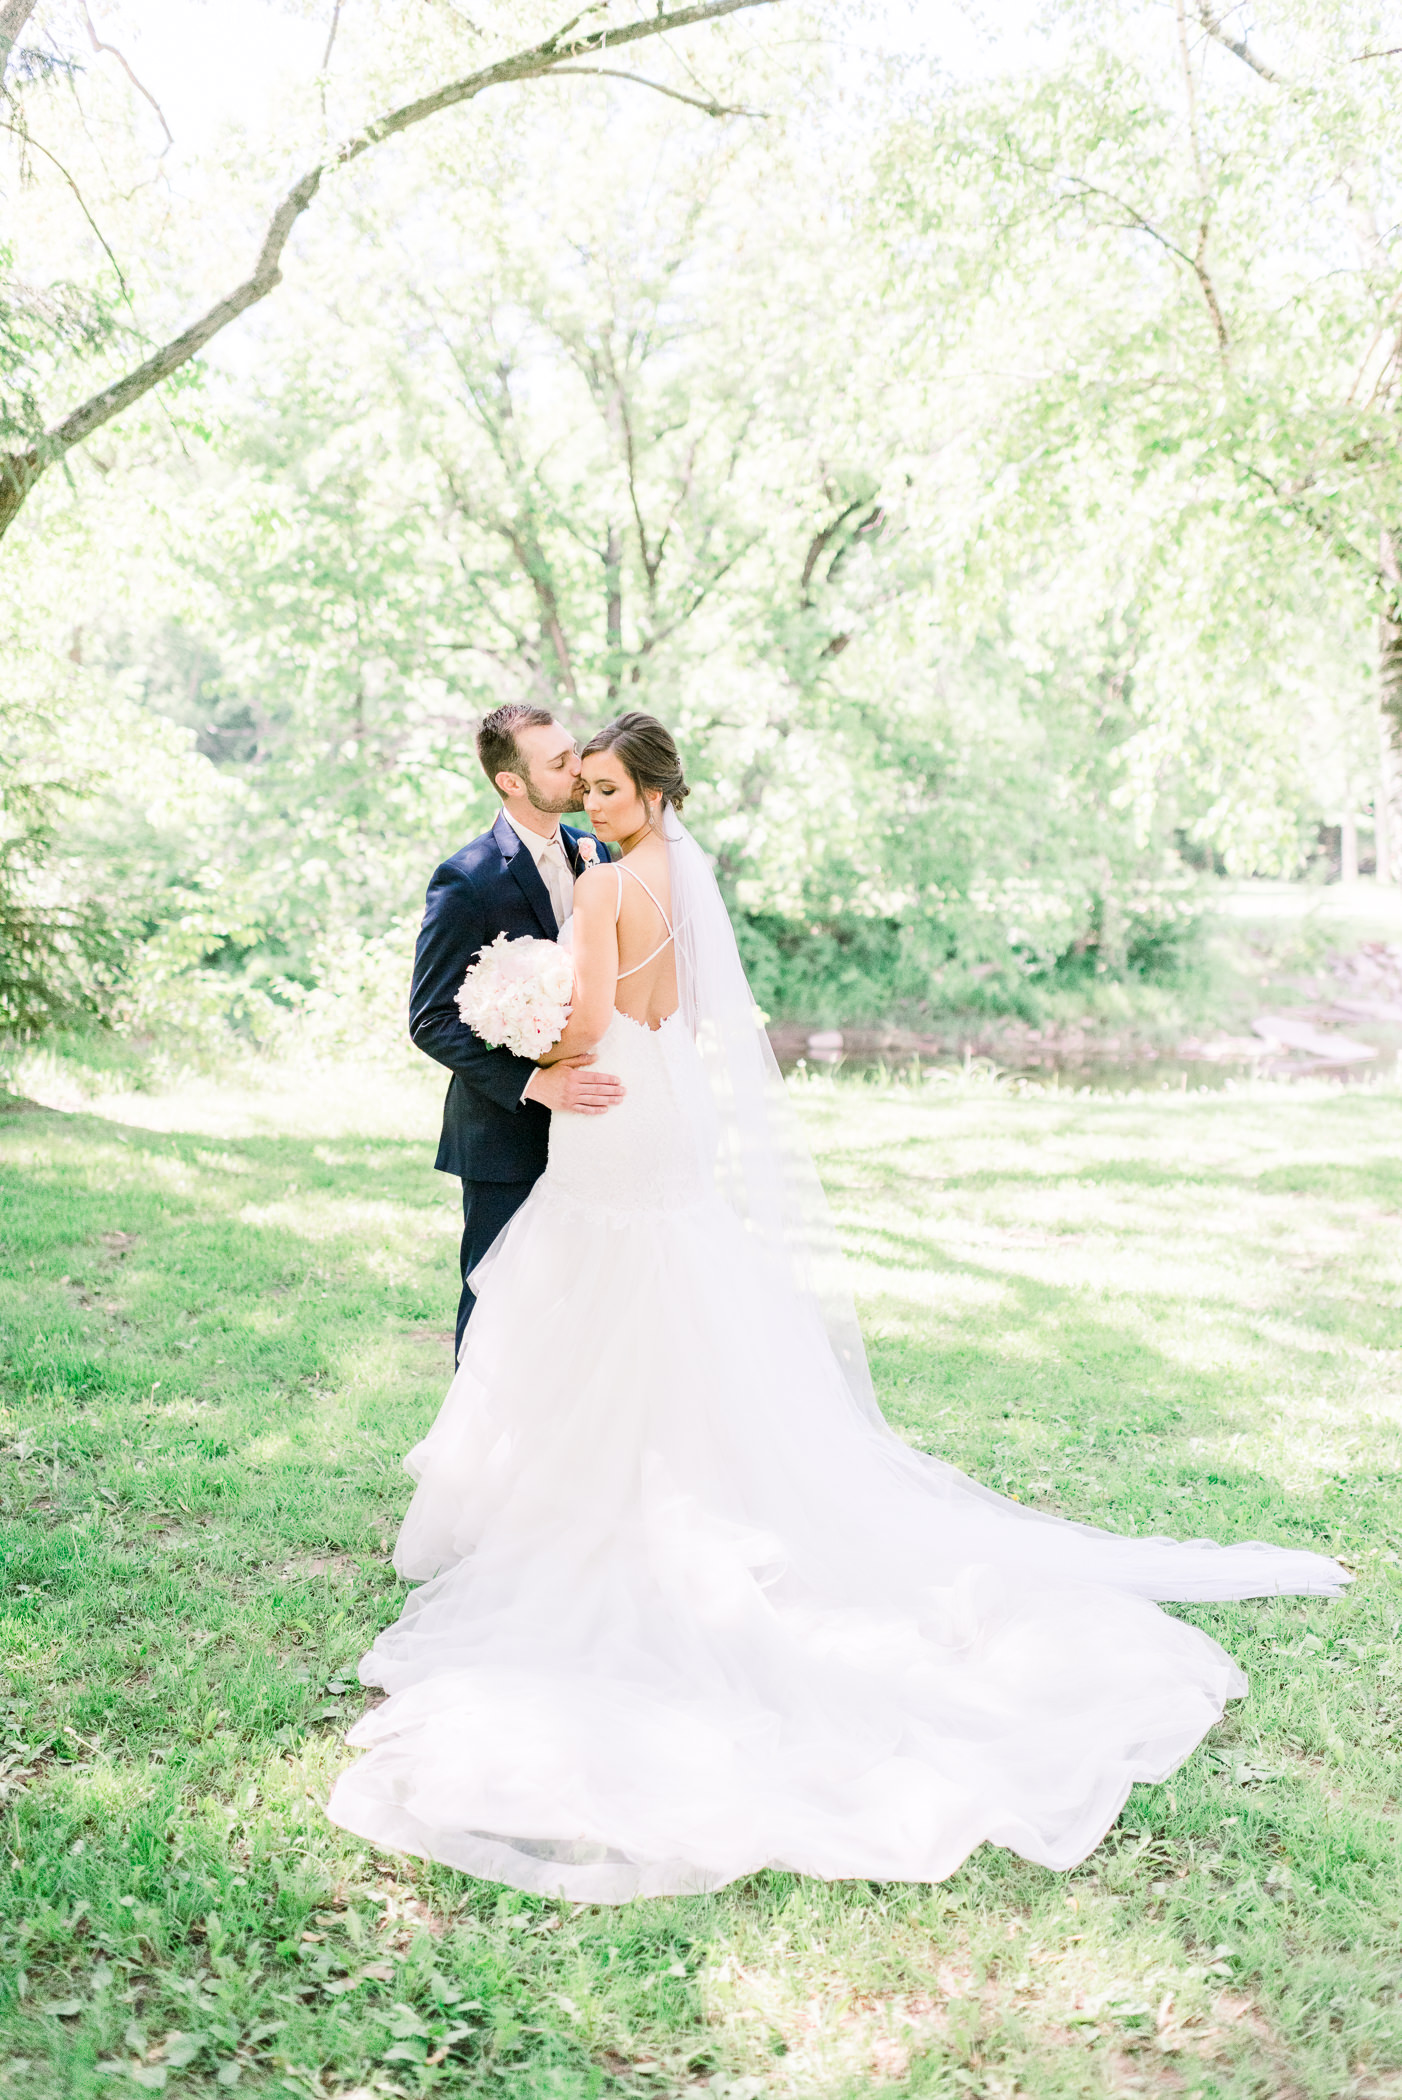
[
  {"left": 613, "top": 368, "right": 660, "bottom": 593},
  {"left": 0, "top": 121, "right": 134, "bottom": 301},
  {"left": 1235, "top": 457, "right": 1391, "bottom": 604},
  {"left": 326, "top": 0, "right": 775, "bottom": 171},
  {"left": 1343, "top": 284, "right": 1402, "bottom": 404},
  {"left": 800, "top": 498, "right": 864, "bottom": 600},
  {"left": 319, "top": 0, "right": 344, "bottom": 126},
  {"left": 321, "top": 0, "right": 345, "bottom": 74},
  {"left": 79, "top": 0, "right": 173, "bottom": 150},
  {"left": 0, "top": 0, "right": 779, "bottom": 543},
  {"left": 545, "top": 64, "right": 765, "bottom": 116},
  {"left": 1175, "top": 0, "right": 1229, "bottom": 364},
  {"left": 635, "top": 533, "right": 760, "bottom": 654},
  {"left": 48, "top": 166, "right": 323, "bottom": 462},
  {"left": 1194, "top": 2, "right": 1285, "bottom": 84},
  {"left": 824, "top": 503, "right": 884, "bottom": 587},
  {"left": 498, "top": 515, "right": 580, "bottom": 702},
  {"left": 1066, "top": 173, "right": 1230, "bottom": 356}
]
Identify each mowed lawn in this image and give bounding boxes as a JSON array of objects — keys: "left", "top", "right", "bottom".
[{"left": 2, "top": 1062, "right": 1401, "bottom": 2100}]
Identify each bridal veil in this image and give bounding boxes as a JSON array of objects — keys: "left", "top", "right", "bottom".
[{"left": 665, "top": 808, "right": 879, "bottom": 1422}]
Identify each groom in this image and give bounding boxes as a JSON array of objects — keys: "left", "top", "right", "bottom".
[{"left": 410, "top": 703, "right": 625, "bottom": 1358}]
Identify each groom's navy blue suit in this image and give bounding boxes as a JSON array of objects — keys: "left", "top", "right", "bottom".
[{"left": 409, "top": 811, "right": 600, "bottom": 1358}]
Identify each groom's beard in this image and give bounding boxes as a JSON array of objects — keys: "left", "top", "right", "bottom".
[{"left": 527, "top": 780, "right": 586, "bottom": 815}]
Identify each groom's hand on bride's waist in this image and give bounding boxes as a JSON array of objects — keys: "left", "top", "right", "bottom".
[{"left": 522, "top": 1055, "right": 626, "bottom": 1116}]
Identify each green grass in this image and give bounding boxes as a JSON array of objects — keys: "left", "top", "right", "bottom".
[{"left": 2, "top": 1059, "right": 1401, "bottom": 2099}]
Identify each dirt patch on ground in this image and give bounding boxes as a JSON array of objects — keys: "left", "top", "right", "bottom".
[
  {"left": 402, "top": 1326, "right": 457, "bottom": 1361},
  {"left": 279, "top": 1551, "right": 361, "bottom": 1581}
]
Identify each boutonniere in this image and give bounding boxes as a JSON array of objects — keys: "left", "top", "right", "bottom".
[{"left": 576, "top": 836, "right": 600, "bottom": 867}]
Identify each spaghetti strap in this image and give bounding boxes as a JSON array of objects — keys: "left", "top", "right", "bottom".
[
  {"left": 617, "top": 863, "right": 673, "bottom": 934},
  {"left": 615, "top": 861, "right": 675, "bottom": 980}
]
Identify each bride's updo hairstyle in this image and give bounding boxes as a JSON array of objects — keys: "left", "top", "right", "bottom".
[{"left": 581, "top": 712, "right": 689, "bottom": 821}]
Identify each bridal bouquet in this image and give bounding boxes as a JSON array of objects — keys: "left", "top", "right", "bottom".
[{"left": 456, "top": 933, "right": 574, "bottom": 1060}]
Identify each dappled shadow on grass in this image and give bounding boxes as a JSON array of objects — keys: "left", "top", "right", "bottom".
[
  {"left": 1, "top": 1104, "right": 453, "bottom": 1388},
  {"left": 832, "top": 1104, "right": 1402, "bottom": 1566},
  {"left": 1255, "top": 1156, "right": 1402, "bottom": 1206},
  {"left": 0, "top": 1102, "right": 461, "bottom": 1757},
  {"left": 0, "top": 1107, "right": 515, "bottom": 2091},
  {"left": 3, "top": 1089, "right": 1402, "bottom": 2097}
]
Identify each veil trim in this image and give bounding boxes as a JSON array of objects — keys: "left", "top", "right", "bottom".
[{"left": 664, "top": 809, "right": 878, "bottom": 1420}]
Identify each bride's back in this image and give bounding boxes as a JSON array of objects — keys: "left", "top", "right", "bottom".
[{"left": 611, "top": 839, "right": 677, "bottom": 1029}]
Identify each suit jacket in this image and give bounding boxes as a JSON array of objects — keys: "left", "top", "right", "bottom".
[{"left": 410, "top": 812, "right": 601, "bottom": 1182}]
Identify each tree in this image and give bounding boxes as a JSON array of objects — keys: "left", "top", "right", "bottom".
[
  {"left": 0, "top": 0, "right": 778, "bottom": 543},
  {"left": 17, "top": 5, "right": 1373, "bottom": 1048},
  {"left": 0, "top": 720, "right": 121, "bottom": 1040},
  {"left": 122, "top": 93, "right": 916, "bottom": 979},
  {"left": 880, "top": 0, "right": 1402, "bottom": 871},
  {"left": 112, "top": 77, "right": 1206, "bottom": 1027}
]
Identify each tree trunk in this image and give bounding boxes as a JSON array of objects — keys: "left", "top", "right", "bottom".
[
  {"left": 1379, "top": 725, "right": 1399, "bottom": 886},
  {"left": 1378, "top": 530, "right": 1402, "bottom": 883},
  {"left": 0, "top": 0, "right": 36, "bottom": 80},
  {"left": 604, "top": 522, "right": 623, "bottom": 700},
  {"left": 0, "top": 450, "right": 41, "bottom": 539},
  {"left": 1341, "top": 808, "right": 1359, "bottom": 884}
]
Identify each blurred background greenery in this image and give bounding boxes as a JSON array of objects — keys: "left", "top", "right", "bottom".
[{"left": 4, "top": 0, "right": 1402, "bottom": 1075}]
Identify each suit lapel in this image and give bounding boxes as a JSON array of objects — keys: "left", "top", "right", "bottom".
[
  {"left": 493, "top": 810, "right": 557, "bottom": 939},
  {"left": 561, "top": 824, "right": 600, "bottom": 877}
]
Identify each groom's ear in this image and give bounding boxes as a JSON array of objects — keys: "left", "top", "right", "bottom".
[{"left": 494, "top": 768, "right": 526, "bottom": 800}]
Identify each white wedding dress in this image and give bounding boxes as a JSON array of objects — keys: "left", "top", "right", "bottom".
[{"left": 327, "top": 827, "right": 1347, "bottom": 1902}]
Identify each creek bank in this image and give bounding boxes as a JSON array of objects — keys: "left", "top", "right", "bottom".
[{"left": 767, "top": 940, "right": 1402, "bottom": 1087}]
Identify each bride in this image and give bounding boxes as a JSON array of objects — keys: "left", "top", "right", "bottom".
[{"left": 327, "top": 712, "right": 1348, "bottom": 1901}]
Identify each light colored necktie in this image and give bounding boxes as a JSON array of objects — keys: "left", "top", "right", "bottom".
[{"left": 541, "top": 834, "right": 572, "bottom": 926}]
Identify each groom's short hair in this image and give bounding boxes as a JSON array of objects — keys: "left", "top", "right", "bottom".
[{"left": 477, "top": 704, "right": 555, "bottom": 792}]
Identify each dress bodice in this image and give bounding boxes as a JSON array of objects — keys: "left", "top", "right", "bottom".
[
  {"left": 545, "top": 1009, "right": 717, "bottom": 1213},
  {"left": 546, "top": 916, "right": 713, "bottom": 1213}
]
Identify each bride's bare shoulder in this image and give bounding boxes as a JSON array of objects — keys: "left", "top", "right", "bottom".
[{"left": 572, "top": 862, "right": 621, "bottom": 913}]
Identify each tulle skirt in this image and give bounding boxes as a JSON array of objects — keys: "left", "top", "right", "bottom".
[{"left": 327, "top": 1140, "right": 1347, "bottom": 1900}]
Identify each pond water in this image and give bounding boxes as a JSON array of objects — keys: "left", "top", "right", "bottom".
[{"left": 773, "top": 1046, "right": 1398, "bottom": 1093}]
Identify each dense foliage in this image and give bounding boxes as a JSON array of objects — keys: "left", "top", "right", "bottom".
[{"left": 2, "top": 0, "right": 1400, "bottom": 1044}]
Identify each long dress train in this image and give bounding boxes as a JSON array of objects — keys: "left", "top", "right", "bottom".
[{"left": 326, "top": 999, "right": 1347, "bottom": 1901}]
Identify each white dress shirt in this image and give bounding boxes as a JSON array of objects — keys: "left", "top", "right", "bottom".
[
  {"left": 502, "top": 806, "right": 574, "bottom": 930},
  {"left": 502, "top": 808, "right": 574, "bottom": 1108}
]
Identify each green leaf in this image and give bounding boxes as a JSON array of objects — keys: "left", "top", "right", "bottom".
[
  {"left": 382, "top": 2038, "right": 429, "bottom": 2064},
  {"left": 385, "top": 2006, "right": 430, "bottom": 2039},
  {"left": 161, "top": 2032, "right": 207, "bottom": 2067}
]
